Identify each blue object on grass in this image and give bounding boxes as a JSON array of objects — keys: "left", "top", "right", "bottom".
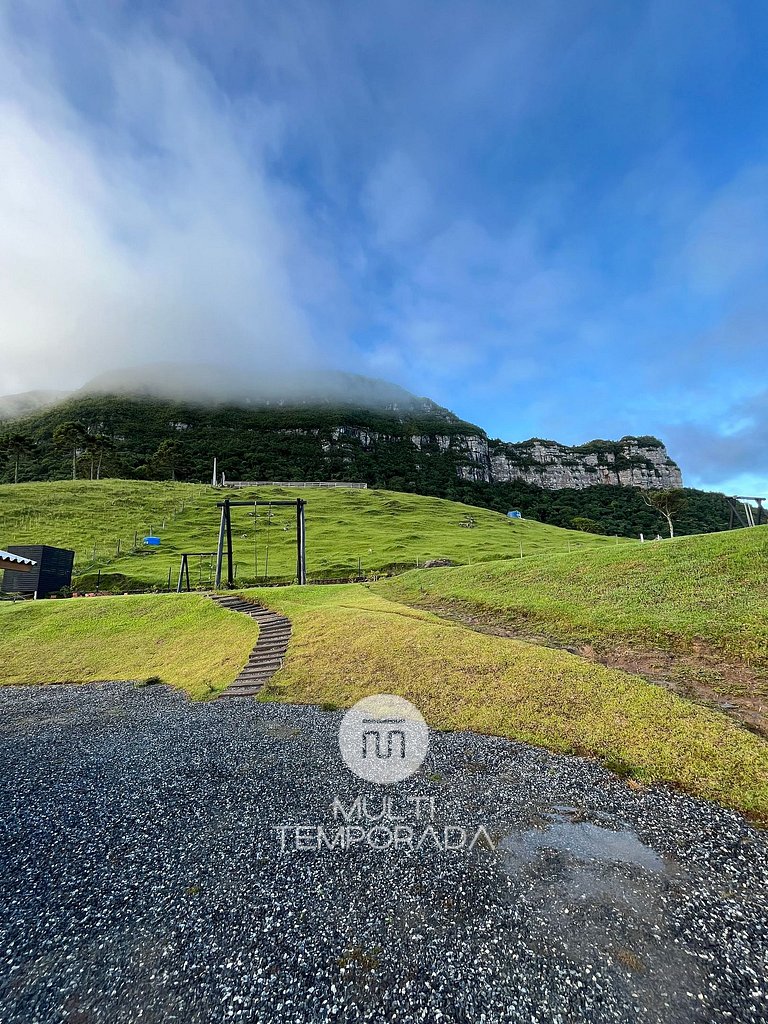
[
  {"left": 143, "top": 536, "right": 161, "bottom": 546},
  {"left": 507, "top": 510, "right": 522, "bottom": 519}
]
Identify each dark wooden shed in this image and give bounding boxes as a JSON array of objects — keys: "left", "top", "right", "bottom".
[{"left": 0, "top": 545, "right": 75, "bottom": 598}]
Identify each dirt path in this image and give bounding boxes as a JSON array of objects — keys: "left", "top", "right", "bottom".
[{"left": 415, "top": 601, "right": 768, "bottom": 738}]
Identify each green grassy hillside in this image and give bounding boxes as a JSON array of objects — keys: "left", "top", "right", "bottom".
[
  {"left": 0, "top": 480, "right": 623, "bottom": 591},
  {"left": 241, "top": 585, "right": 768, "bottom": 818},
  {"left": 376, "top": 526, "right": 768, "bottom": 669},
  {"left": 0, "top": 594, "right": 258, "bottom": 699}
]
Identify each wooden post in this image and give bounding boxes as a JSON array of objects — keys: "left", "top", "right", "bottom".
[
  {"left": 214, "top": 506, "right": 227, "bottom": 588},
  {"left": 296, "top": 499, "right": 307, "bottom": 585},
  {"left": 225, "top": 499, "right": 234, "bottom": 588},
  {"left": 177, "top": 554, "right": 187, "bottom": 593}
]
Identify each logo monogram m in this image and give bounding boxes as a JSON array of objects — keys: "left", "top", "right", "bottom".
[
  {"left": 362, "top": 727, "right": 407, "bottom": 760},
  {"left": 339, "top": 697, "right": 428, "bottom": 782}
]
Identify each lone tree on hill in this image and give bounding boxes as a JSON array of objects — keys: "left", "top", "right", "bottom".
[
  {"left": 571, "top": 516, "right": 604, "bottom": 535},
  {"left": 84, "top": 433, "right": 115, "bottom": 480},
  {"left": 0, "top": 433, "right": 36, "bottom": 484},
  {"left": 53, "top": 421, "right": 87, "bottom": 481},
  {"left": 641, "top": 488, "right": 687, "bottom": 539},
  {"left": 152, "top": 439, "right": 183, "bottom": 481}
]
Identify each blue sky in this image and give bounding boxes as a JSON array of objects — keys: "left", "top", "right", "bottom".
[{"left": 1, "top": 1, "right": 767, "bottom": 495}]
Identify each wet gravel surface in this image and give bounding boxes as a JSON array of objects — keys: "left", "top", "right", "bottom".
[{"left": 1, "top": 682, "right": 766, "bottom": 1024}]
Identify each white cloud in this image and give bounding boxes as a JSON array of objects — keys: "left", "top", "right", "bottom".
[{"left": 0, "top": 14, "right": 326, "bottom": 394}]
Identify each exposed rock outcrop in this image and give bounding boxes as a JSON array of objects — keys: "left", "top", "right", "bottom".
[
  {"left": 487, "top": 436, "right": 682, "bottom": 490},
  {"left": 313, "top": 425, "right": 682, "bottom": 490}
]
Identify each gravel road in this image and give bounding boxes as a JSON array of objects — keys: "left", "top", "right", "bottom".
[{"left": 1, "top": 682, "right": 766, "bottom": 1024}]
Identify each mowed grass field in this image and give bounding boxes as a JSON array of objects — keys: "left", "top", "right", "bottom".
[
  {"left": 376, "top": 527, "right": 768, "bottom": 673},
  {"left": 241, "top": 584, "right": 768, "bottom": 818},
  {"left": 0, "top": 479, "right": 622, "bottom": 590},
  {"left": 0, "top": 594, "right": 258, "bottom": 699}
]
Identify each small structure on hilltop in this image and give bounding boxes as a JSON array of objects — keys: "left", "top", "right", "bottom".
[
  {"left": 0, "top": 545, "right": 74, "bottom": 599},
  {"left": 507, "top": 510, "right": 523, "bottom": 519},
  {"left": 220, "top": 478, "right": 367, "bottom": 490}
]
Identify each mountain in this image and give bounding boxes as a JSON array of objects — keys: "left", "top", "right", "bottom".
[
  {"left": 0, "top": 390, "right": 70, "bottom": 421},
  {"left": 0, "top": 364, "right": 726, "bottom": 537},
  {"left": 0, "top": 364, "right": 681, "bottom": 490}
]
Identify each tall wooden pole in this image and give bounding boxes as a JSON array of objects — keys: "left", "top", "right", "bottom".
[
  {"left": 296, "top": 499, "right": 307, "bottom": 585},
  {"left": 225, "top": 499, "right": 234, "bottom": 588},
  {"left": 214, "top": 507, "right": 226, "bottom": 587}
]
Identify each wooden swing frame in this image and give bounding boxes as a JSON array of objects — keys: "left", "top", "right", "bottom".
[{"left": 214, "top": 498, "right": 307, "bottom": 588}]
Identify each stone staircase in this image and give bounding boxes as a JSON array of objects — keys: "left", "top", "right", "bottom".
[{"left": 208, "top": 594, "right": 292, "bottom": 699}]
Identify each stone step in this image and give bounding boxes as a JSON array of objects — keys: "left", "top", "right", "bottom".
[{"left": 207, "top": 593, "right": 292, "bottom": 699}]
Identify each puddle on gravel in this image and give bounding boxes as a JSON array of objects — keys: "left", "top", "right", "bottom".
[
  {"left": 496, "top": 805, "right": 701, "bottom": 1011},
  {"left": 498, "top": 805, "right": 672, "bottom": 877},
  {"left": 512, "top": 818, "right": 664, "bottom": 871}
]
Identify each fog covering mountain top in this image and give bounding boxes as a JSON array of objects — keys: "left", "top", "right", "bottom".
[
  {"left": 0, "top": 364, "right": 464, "bottom": 422},
  {"left": 78, "top": 364, "right": 460, "bottom": 417}
]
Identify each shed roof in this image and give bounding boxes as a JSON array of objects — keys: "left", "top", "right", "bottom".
[{"left": 0, "top": 549, "right": 37, "bottom": 567}]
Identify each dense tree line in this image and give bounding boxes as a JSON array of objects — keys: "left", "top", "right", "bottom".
[{"left": 444, "top": 480, "right": 732, "bottom": 538}]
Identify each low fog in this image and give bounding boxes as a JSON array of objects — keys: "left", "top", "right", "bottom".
[{"left": 79, "top": 364, "right": 436, "bottom": 411}]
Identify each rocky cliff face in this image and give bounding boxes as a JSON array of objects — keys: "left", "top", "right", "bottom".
[
  {"left": 326, "top": 427, "right": 682, "bottom": 490},
  {"left": 487, "top": 436, "right": 683, "bottom": 490}
]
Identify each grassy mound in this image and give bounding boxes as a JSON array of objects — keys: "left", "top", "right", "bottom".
[
  {"left": 242, "top": 585, "right": 768, "bottom": 818},
  {"left": 376, "top": 527, "right": 768, "bottom": 672},
  {"left": 0, "top": 479, "right": 622, "bottom": 590},
  {"left": 0, "top": 594, "right": 258, "bottom": 699}
]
